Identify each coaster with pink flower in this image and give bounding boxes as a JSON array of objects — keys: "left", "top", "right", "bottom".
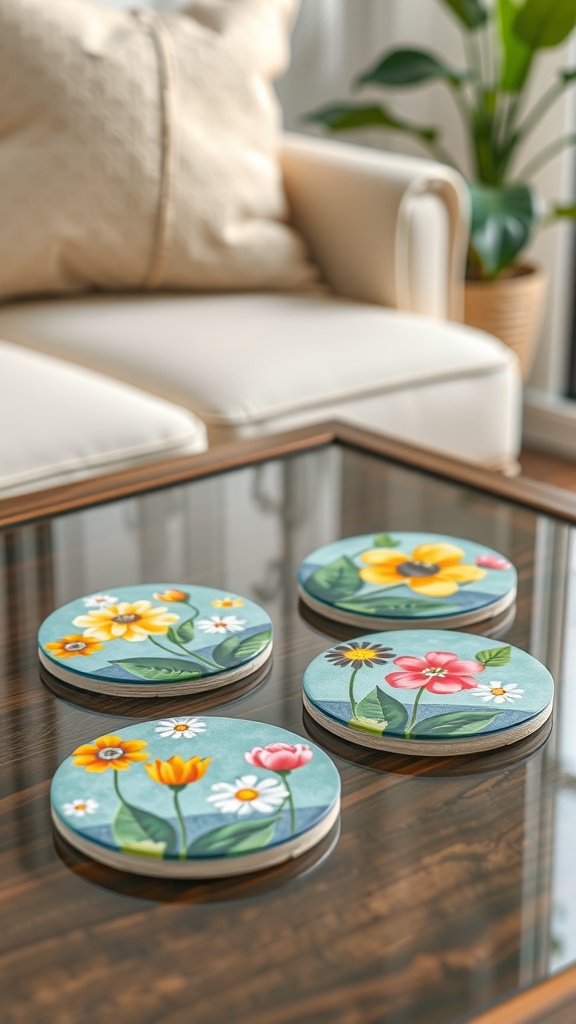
[
  {"left": 50, "top": 717, "right": 341, "bottom": 877},
  {"left": 38, "top": 585, "right": 273, "bottom": 696},
  {"left": 302, "top": 630, "right": 554, "bottom": 756},
  {"left": 298, "top": 533, "right": 517, "bottom": 631}
]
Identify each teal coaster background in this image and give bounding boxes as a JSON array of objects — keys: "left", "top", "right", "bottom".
[
  {"left": 51, "top": 718, "right": 340, "bottom": 866},
  {"left": 303, "top": 630, "right": 554, "bottom": 746},
  {"left": 298, "top": 532, "right": 516, "bottom": 622},
  {"left": 38, "top": 585, "right": 272, "bottom": 687}
]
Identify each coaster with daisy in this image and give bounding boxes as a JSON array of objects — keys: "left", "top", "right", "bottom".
[
  {"left": 302, "top": 629, "right": 554, "bottom": 756},
  {"left": 298, "top": 532, "right": 517, "bottom": 632},
  {"left": 38, "top": 585, "right": 273, "bottom": 696},
  {"left": 50, "top": 717, "right": 341, "bottom": 878}
]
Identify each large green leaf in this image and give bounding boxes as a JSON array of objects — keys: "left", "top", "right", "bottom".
[
  {"left": 475, "top": 645, "right": 512, "bottom": 666},
  {"left": 468, "top": 181, "right": 538, "bottom": 278},
  {"left": 439, "top": 0, "right": 488, "bottom": 29},
  {"left": 304, "top": 555, "right": 361, "bottom": 603},
  {"left": 498, "top": 0, "right": 533, "bottom": 91},
  {"left": 356, "top": 687, "right": 408, "bottom": 731},
  {"left": 337, "top": 596, "right": 459, "bottom": 617},
  {"left": 113, "top": 801, "right": 177, "bottom": 856},
  {"left": 513, "top": 0, "right": 576, "bottom": 49},
  {"left": 356, "top": 49, "right": 470, "bottom": 89},
  {"left": 412, "top": 710, "right": 503, "bottom": 737},
  {"left": 373, "top": 533, "right": 401, "bottom": 548},
  {"left": 168, "top": 617, "right": 196, "bottom": 645},
  {"left": 304, "top": 103, "right": 437, "bottom": 142},
  {"left": 212, "top": 628, "right": 272, "bottom": 669},
  {"left": 188, "top": 817, "right": 277, "bottom": 857},
  {"left": 111, "top": 657, "right": 204, "bottom": 681}
]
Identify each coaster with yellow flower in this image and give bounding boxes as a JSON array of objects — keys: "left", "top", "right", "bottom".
[
  {"left": 50, "top": 717, "right": 341, "bottom": 877},
  {"left": 298, "top": 532, "right": 517, "bottom": 631},
  {"left": 302, "top": 630, "right": 554, "bottom": 756},
  {"left": 38, "top": 585, "right": 273, "bottom": 696}
]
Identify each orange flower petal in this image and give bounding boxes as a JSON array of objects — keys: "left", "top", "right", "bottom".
[
  {"left": 94, "top": 735, "right": 123, "bottom": 749},
  {"left": 72, "top": 743, "right": 98, "bottom": 757},
  {"left": 408, "top": 577, "right": 459, "bottom": 597},
  {"left": 437, "top": 564, "right": 486, "bottom": 584},
  {"left": 84, "top": 761, "right": 112, "bottom": 773},
  {"left": 359, "top": 566, "right": 403, "bottom": 586},
  {"left": 411, "top": 543, "right": 465, "bottom": 567},
  {"left": 360, "top": 549, "right": 409, "bottom": 567},
  {"left": 121, "top": 739, "right": 148, "bottom": 752}
]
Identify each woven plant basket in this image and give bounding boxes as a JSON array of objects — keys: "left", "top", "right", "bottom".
[{"left": 464, "top": 262, "right": 547, "bottom": 380}]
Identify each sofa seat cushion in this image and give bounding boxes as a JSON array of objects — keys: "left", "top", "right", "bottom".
[
  {"left": 0, "top": 339, "right": 206, "bottom": 497},
  {"left": 0, "top": 292, "right": 521, "bottom": 469}
]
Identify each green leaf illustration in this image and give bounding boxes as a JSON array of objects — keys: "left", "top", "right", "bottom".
[
  {"left": 356, "top": 687, "right": 408, "bottom": 731},
  {"left": 412, "top": 710, "right": 503, "bottom": 737},
  {"left": 304, "top": 555, "right": 362, "bottom": 603},
  {"left": 212, "top": 628, "right": 272, "bottom": 669},
  {"left": 168, "top": 617, "right": 196, "bottom": 645},
  {"left": 475, "top": 645, "right": 512, "bottom": 667},
  {"left": 338, "top": 596, "right": 458, "bottom": 616},
  {"left": 373, "top": 532, "right": 401, "bottom": 548},
  {"left": 111, "top": 657, "right": 204, "bottom": 681},
  {"left": 113, "top": 801, "right": 177, "bottom": 856},
  {"left": 187, "top": 817, "right": 277, "bottom": 857}
]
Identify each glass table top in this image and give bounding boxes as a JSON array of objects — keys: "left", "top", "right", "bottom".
[{"left": 1, "top": 440, "right": 575, "bottom": 1022}]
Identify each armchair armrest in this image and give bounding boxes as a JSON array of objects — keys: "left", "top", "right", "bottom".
[{"left": 280, "top": 132, "right": 469, "bottom": 320}]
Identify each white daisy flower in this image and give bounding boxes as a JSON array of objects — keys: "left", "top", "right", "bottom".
[
  {"left": 207, "top": 775, "right": 288, "bottom": 816},
  {"left": 196, "top": 615, "right": 246, "bottom": 635},
  {"left": 154, "top": 717, "right": 207, "bottom": 740},
  {"left": 82, "top": 593, "right": 118, "bottom": 608},
  {"left": 474, "top": 682, "right": 524, "bottom": 704},
  {"left": 63, "top": 798, "right": 99, "bottom": 818}
]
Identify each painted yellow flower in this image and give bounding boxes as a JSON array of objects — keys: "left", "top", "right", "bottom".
[
  {"left": 45, "top": 635, "right": 104, "bottom": 659},
  {"left": 211, "top": 596, "right": 244, "bottom": 608},
  {"left": 145, "top": 754, "right": 212, "bottom": 787},
  {"left": 72, "top": 600, "right": 179, "bottom": 642},
  {"left": 359, "top": 542, "right": 486, "bottom": 598},
  {"left": 153, "top": 589, "right": 188, "bottom": 603},
  {"left": 72, "top": 734, "right": 149, "bottom": 773}
]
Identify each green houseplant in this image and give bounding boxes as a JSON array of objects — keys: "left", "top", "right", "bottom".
[{"left": 306, "top": 0, "right": 576, "bottom": 376}]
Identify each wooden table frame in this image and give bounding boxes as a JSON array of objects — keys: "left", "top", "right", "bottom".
[{"left": 2, "top": 419, "right": 576, "bottom": 1024}]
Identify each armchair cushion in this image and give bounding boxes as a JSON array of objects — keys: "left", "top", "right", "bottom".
[
  {"left": 0, "top": 292, "right": 522, "bottom": 471},
  {"left": 0, "top": 0, "right": 317, "bottom": 301}
]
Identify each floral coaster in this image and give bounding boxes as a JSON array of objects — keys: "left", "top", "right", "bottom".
[
  {"left": 38, "top": 585, "right": 273, "bottom": 696},
  {"left": 50, "top": 717, "right": 341, "bottom": 877},
  {"left": 302, "top": 630, "right": 554, "bottom": 756},
  {"left": 298, "top": 533, "right": 517, "bottom": 630}
]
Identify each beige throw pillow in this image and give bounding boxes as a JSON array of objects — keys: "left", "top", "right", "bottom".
[{"left": 0, "top": 0, "right": 317, "bottom": 299}]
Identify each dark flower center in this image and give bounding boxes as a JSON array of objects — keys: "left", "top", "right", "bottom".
[
  {"left": 98, "top": 747, "right": 124, "bottom": 760},
  {"left": 112, "top": 613, "right": 141, "bottom": 624},
  {"left": 64, "top": 641, "right": 87, "bottom": 651},
  {"left": 397, "top": 561, "right": 440, "bottom": 578}
]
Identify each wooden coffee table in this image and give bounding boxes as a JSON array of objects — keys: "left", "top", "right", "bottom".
[{"left": 2, "top": 421, "right": 576, "bottom": 1024}]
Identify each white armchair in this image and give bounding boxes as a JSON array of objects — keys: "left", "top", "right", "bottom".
[{"left": 0, "top": 134, "right": 522, "bottom": 497}]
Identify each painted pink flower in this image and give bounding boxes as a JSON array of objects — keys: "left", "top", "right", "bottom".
[
  {"left": 386, "top": 651, "right": 484, "bottom": 694},
  {"left": 245, "top": 742, "right": 313, "bottom": 772},
  {"left": 474, "top": 554, "right": 512, "bottom": 570}
]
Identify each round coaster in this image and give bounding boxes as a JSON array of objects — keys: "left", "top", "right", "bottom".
[
  {"left": 50, "top": 717, "right": 341, "bottom": 878},
  {"left": 38, "top": 585, "right": 273, "bottom": 696},
  {"left": 298, "top": 532, "right": 517, "bottom": 629},
  {"left": 303, "top": 630, "right": 554, "bottom": 756}
]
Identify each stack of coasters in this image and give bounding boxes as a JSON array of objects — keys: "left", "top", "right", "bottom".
[
  {"left": 298, "top": 532, "right": 517, "bottom": 630},
  {"left": 302, "top": 630, "right": 554, "bottom": 756},
  {"left": 50, "top": 717, "right": 341, "bottom": 878},
  {"left": 38, "top": 585, "right": 273, "bottom": 697}
]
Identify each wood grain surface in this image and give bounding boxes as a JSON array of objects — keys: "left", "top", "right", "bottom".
[{"left": 1, "top": 427, "right": 575, "bottom": 1024}]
